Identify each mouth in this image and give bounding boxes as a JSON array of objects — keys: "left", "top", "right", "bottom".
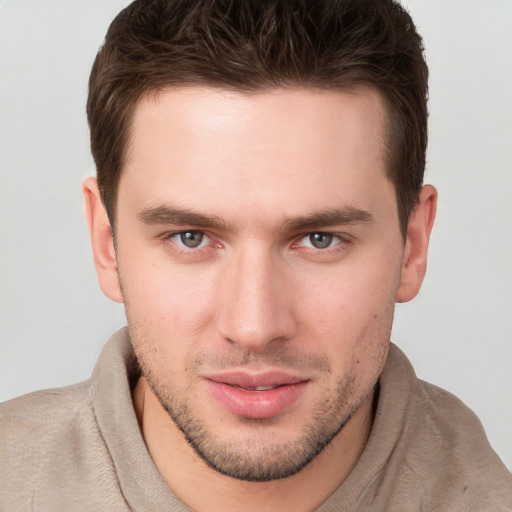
[
  {"left": 235, "top": 385, "right": 283, "bottom": 391},
  {"left": 204, "top": 371, "right": 310, "bottom": 419}
]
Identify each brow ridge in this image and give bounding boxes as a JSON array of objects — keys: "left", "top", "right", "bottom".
[
  {"left": 282, "top": 206, "right": 373, "bottom": 231},
  {"left": 138, "top": 204, "right": 373, "bottom": 233},
  {"left": 138, "top": 206, "right": 233, "bottom": 231}
]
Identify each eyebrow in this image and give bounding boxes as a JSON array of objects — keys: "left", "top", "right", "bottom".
[
  {"left": 282, "top": 206, "right": 373, "bottom": 231},
  {"left": 138, "top": 204, "right": 373, "bottom": 232},
  {"left": 138, "top": 205, "right": 234, "bottom": 231}
]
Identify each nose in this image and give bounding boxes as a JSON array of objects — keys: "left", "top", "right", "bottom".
[{"left": 215, "top": 245, "right": 298, "bottom": 353}]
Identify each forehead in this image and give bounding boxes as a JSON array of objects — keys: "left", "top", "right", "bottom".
[
  {"left": 120, "top": 86, "right": 395, "bottom": 228},
  {"left": 127, "top": 85, "right": 387, "bottom": 158}
]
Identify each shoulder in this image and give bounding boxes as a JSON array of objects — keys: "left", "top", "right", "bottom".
[
  {"left": 0, "top": 380, "right": 95, "bottom": 448},
  {"left": 0, "top": 381, "right": 95, "bottom": 454},
  {"left": 358, "top": 344, "right": 512, "bottom": 511},
  {"left": 1, "top": 378, "right": 91, "bottom": 415},
  {"left": 413, "top": 378, "right": 504, "bottom": 466},
  {"left": 0, "top": 379, "right": 94, "bottom": 442},
  {"left": 402, "top": 375, "right": 512, "bottom": 510},
  {"left": 0, "top": 330, "right": 139, "bottom": 510},
  {"left": 0, "top": 381, "right": 108, "bottom": 508}
]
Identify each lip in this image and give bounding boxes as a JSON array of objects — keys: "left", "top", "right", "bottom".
[{"left": 204, "top": 371, "right": 310, "bottom": 419}]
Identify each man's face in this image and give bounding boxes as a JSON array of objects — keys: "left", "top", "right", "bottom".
[{"left": 115, "top": 86, "right": 405, "bottom": 481}]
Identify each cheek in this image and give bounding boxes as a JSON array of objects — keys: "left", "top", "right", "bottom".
[
  {"left": 119, "top": 253, "right": 219, "bottom": 340},
  {"left": 296, "top": 253, "right": 400, "bottom": 376},
  {"left": 299, "top": 255, "right": 400, "bottom": 331}
]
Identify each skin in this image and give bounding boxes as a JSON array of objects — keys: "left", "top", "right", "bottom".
[{"left": 83, "top": 86, "right": 436, "bottom": 511}]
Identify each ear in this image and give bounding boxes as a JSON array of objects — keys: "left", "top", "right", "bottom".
[
  {"left": 396, "top": 185, "right": 437, "bottom": 303},
  {"left": 82, "top": 177, "right": 123, "bottom": 303}
]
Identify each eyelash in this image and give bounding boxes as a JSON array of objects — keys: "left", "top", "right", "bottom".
[
  {"left": 163, "top": 231, "right": 217, "bottom": 253},
  {"left": 293, "top": 232, "right": 347, "bottom": 251},
  {"left": 161, "top": 230, "right": 351, "bottom": 257}
]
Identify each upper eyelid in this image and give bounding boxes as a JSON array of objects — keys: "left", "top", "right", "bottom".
[
  {"left": 163, "top": 229, "right": 209, "bottom": 238},
  {"left": 160, "top": 230, "right": 351, "bottom": 247},
  {"left": 299, "top": 232, "right": 341, "bottom": 240},
  {"left": 294, "top": 231, "right": 353, "bottom": 249},
  {"left": 161, "top": 230, "right": 211, "bottom": 244},
  {"left": 163, "top": 229, "right": 346, "bottom": 239},
  {"left": 164, "top": 231, "right": 213, "bottom": 252},
  {"left": 296, "top": 231, "right": 350, "bottom": 240}
]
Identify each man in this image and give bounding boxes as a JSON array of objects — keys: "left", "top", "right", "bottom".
[{"left": 1, "top": 0, "right": 510, "bottom": 510}]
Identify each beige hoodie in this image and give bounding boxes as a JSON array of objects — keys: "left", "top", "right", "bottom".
[{"left": 1, "top": 329, "right": 510, "bottom": 511}]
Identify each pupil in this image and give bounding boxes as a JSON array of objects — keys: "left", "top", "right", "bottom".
[
  {"left": 310, "top": 233, "right": 332, "bottom": 249},
  {"left": 181, "top": 231, "right": 203, "bottom": 248}
]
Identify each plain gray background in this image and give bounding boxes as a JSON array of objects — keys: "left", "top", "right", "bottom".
[{"left": 1, "top": 0, "right": 511, "bottom": 468}]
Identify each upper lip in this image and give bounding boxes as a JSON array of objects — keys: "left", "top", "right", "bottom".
[{"left": 204, "top": 370, "right": 308, "bottom": 389}]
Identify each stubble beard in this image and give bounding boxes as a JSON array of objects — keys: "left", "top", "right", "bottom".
[
  {"left": 154, "top": 373, "right": 363, "bottom": 482},
  {"left": 120, "top": 269, "right": 391, "bottom": 484},
  {"left": 133, "top": 338, "right": 370, "bottom": 482}
]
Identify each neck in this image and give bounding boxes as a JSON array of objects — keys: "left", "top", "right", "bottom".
[{"left": 133, "top": 377, "right": 373, "bottom": 512}]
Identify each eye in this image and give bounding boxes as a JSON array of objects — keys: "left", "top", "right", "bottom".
[
  {"left": 298, "top": 232, "right": 341, "bottom": 249},
  {"left": 170, "top": 231, "right": 210, "bottom": 249}
]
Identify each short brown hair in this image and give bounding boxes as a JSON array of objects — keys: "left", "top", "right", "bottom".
[{"left": 87, "top": 0, "right": 428, "bottom": 237}]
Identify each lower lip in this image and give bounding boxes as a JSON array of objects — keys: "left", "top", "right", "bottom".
[{"left": 205, "top": 380, "right": 309, "bottom": 419}]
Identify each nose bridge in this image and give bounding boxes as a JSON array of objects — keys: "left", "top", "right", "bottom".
[{"left": 216, "top": 242, "right": 296, "bottom": 351}]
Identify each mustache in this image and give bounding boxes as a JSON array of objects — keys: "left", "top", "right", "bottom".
[{"left": 189, "top": 344, "right": 332, "bottom": 374}]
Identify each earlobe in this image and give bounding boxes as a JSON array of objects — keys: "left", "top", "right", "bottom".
[
  {"left": 396, "top": 185, "right": 437, "bottom": 303},
  {"left": 82, "top": 177, "right": 124, "bottom": 303}
]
